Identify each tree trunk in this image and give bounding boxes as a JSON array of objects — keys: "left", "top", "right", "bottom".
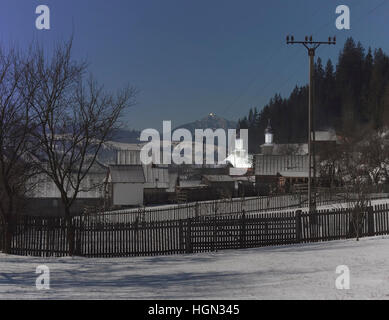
[{"left": 2, "top": 195, "right": 16, "bottom": 254}]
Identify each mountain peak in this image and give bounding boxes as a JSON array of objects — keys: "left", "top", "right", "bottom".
[{"left": 175, "top": 114, "right": 237, "bottom": 135}]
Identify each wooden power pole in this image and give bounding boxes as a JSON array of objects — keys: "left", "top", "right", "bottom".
[{"left": 286, "top": 35, "right": 336, "bottom": 212}]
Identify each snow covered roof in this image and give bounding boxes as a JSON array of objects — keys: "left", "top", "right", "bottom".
[
  {"left": 278, "top": 171, "right": 309, "bottom": 178},
  {"left": 314, "top": 130, "right": 338, "bottom": 142},
  {"left": 109, "top": 165, "right": 145, "bottom": 183},
  {"left": 104, "top": 141, "right": 145, "bottom": 151},
  {"left": 230, "top": 176, "right": 255, "bottom": 182}
]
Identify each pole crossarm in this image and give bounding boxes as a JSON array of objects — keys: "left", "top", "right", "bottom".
[
  {"left": 286, "top": 35, "right": 336, "bottom": 46},
  {"left": 287, "top": 41, "right": 335, "bottom": 46}
]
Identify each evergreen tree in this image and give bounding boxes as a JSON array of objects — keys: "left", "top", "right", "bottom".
[{"left": 238, "top": 37, "right": 389, "bottom": 147}]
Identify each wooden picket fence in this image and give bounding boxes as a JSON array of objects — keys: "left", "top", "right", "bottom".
[{"left": 1, "top": 203, "right": 389, "bottom": 257}]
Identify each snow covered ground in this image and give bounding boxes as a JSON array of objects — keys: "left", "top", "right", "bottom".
[
  {"left": 264, "top": 197, "right": 389, "bottom": 214},
  {"left": 1, "top": 235, "right": 389, "bottom": 300}
]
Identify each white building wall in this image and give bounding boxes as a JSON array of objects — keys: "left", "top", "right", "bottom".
[
  {"left": 265, "top": 133, "right": 274, "bottom": 145},
  {"left": 28, "top": 172, "right": 106, "bottom": 199},
  {"left": 113, "top": 183, "right": 144, "bottom": 206},
  {"left": 143, "top": 165, "right": 170, "bottom": 189},
  {"left": 117, "top": 150, "right": 141, "bottom": 165}
]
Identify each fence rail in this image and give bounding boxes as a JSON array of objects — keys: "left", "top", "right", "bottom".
[{"left": 1, "top": 203, "right": 389, "bottom": 258}]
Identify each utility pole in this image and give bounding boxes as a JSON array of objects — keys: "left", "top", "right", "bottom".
[{"left": 286, "top": 35, "right": 336, "bottom": 212}]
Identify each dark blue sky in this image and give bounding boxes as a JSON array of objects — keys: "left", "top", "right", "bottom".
[{"left": 1, "top": 0, "right": 388, "bottom": 130}]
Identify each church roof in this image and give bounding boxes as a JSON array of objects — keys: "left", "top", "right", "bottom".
[{"left": 254, "top": 154, "right": 309, "bottom": 176}]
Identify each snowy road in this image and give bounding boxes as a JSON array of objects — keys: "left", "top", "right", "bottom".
[{"left": 1, "top": 236, "right": 389, "bottom": 299}]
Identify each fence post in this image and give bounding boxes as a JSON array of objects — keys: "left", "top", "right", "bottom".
[
  {"left": 0, "top": 221, "right": 2, "bottom": 253},
  {"left": 295, "top": 210, "right": 302, "bottom": 243},
  {"left": 186, "top": 218, "right": 193, "bottom": 254},
  {"left": 142, "top": 206, "right": 146, "bottom": 224},
  {"left": 76, "top": 216, "right": 84, "bottom": 256},
  {"left": 179, "top": 220, "right": 184, "bottom": 253},
  {"left": 212, "top": 203, "right": 218, "bottom": 252},
  {"left": 367, "top": 206, "right": 374, "bottom": 236},
  {"left": 240, "top": 211, "right": 246, "bottom": 249}
]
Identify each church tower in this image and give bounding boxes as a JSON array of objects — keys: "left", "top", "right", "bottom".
[
  {"left": 264, "top": 119, "right": 274, "bottom": 145},
  {"left": 261, "top": 119, "right": 274, "bottom": 155}
]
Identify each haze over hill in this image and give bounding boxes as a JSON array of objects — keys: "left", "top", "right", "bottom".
[{"left": 109, "top": 114, "right": 238, "bottom": 144}]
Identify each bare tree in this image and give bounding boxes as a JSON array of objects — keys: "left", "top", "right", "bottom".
[
  {"left": 359, "top": 130, "right": 389, "bottom": 186},
  {"left": 25, "top": 40, "right": 137, "bottom": 254},
  {"left": 0, "top": 47, "right": 40, "bottom": 253},
  {"left": 328, "top": 132, "right": 374, "bottom": 241},
  {"left": 341, "top": 149, "right": 371, "bottom": 241}
]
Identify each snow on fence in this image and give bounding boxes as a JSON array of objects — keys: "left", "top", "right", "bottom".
[
  {"left": 89, "top": 191, "right": 389, "bottom": 224},
  {"left": 1, "top": 203, "right": 389, "bottom": 257},
  {"left": 95, "top": 194, "right": 304, "bottom": 223}
]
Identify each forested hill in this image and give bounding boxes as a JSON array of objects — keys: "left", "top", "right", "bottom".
[{"left": 238, "top": 37, "right": 389, "bottom": 153}]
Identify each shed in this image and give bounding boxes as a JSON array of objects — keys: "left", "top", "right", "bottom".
[{"left": 109, "top": 165, "right": 145, "bottom": 206}]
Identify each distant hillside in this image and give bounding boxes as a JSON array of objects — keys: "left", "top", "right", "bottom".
[
  {"left": 107, "top": 114, "right": 237, "bottom": 144},
  {"left": 175, "top": 113, "right": 237, "bottom": 135}
]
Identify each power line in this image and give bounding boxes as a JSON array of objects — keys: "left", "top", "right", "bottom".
[
  {"left": 232, "top": 0, "right": 384, "bottom": 118},
  {"left": 220, "top": 5, "right": 326, "bottom": 116}
]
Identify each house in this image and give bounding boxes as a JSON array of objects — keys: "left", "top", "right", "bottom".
[
  {"left": 175, "top": 184, "right": 215, "bottom": 203},
  {"left": 277, "top": 171, "right": 310, "bottom": 193},
  {"left": 96, "top": 141, "right": 146, "bottom": 166},
  {"left": 254, "top": 154, "right": 309, "bottom": 195},
  {"left": 260, "top": 121, "right": 308, "bottom": 156},
  {"left": 259, "top": 120, "right": 337, "bottom": 157},
  {"left": 115, "top": 143, "right": 144, "bottom": 165},
  {"left": 202, "top": 175, "right": 236, "bottom": 198},
  {"left": 108, "top": 165, "right": 145, "bottom": 207},
  {"left": 231, "top": 175, "right": 256, "bottom": 197},
  {"left": 253, "top": 121, "right": 337, "bottom": 194},
  {"left": 113, "top": 146, "right": 179, "bottom": 205},
  {"left": 313, "top": 130, "right": 339, "bottom": 158},
  {"left": 143, "top": 164, "right": 178, "bottom": 204},
  {"left": 26, "top": 159, "right": 109, "bottom": 216}
]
